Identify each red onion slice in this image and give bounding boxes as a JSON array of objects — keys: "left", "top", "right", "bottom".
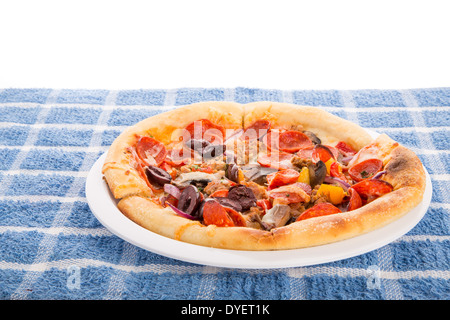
[
  {"left": 323, "top": 176, "right": 351, "bottom": 191},
  {"left": 372, "top": 170, "right": 387, "bottom": 180},
  {"left": 164, "top": 183, "right": 181, "bottom": 199},
  {"left": 166, "top": 202, "right": 198, "bottom": 220},
  {"left": 160, "top": 195, "right": 168, "bottom": 207},
  {"left": 341, "top": 156, "right": 354, "bottom": 166}
]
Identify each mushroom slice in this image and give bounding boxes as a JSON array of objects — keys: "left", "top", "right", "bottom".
[
  {"left": 261, "top": 204, "right": 291, "bottom": 230},
  {"left": 172, "top": 171, "right": 224, "bottom": 188}
]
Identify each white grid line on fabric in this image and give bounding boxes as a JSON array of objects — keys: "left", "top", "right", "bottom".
[
  {"left": 281, "top": 90, "right": 294, "bottom": 104},
  {"left": 223, "top": 88, "right": 236, "bottom": 102},
  {"left": 196, "top": 266, "right": 220, "bottom": 300},
  {"left": 286, "top": 267, "right": 307, "bottom": 300},
  {"left": 2, "top": 101, "right": 449, "bottom": 112},
  {"left": 0, "top": 258, "right": 450, "bottom": 280},
  {"left": 9, "top": 90, "right": 118, "bottom": 300},
  {"left": 2, "top": 259, "right": 448, "bottom": 280},
  {"left": 375, "top": 245, "right": 404, "bottom": 300},
  {"left": 163, "top": 88, "right": 178, "bottom": 107},
  {"left": 339, "top": 90, "right": 361, "bottom": 125}
]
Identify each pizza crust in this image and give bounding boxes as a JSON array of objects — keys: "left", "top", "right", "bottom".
[{"left": 103, "top": 101, "right": 427, "bottom": 251}]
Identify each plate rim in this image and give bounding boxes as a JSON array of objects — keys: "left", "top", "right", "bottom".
[{"left": 85, "top": 130, "right": 433, "bottom": 269}]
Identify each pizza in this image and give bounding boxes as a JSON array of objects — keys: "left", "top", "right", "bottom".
[{"left": 101, "top": 101, "right": 426, "bottom": 250}]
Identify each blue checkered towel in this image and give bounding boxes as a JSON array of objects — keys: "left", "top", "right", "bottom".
[{"left": 0, "top": 87, "right": 448, "bottom": 300}]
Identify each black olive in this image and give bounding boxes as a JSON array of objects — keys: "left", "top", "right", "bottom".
[
  {"left": 308, "top": 160, "right": 327, "bottom": 188},
  {"left": 196, "top": 200, "right": 206, "bottom": 220},
  {"left": 186, "top": 139, "right": 210, "bottom": 153},
  {"left": 225, "top": 163, "right": 240, "bottom": 183},
  {"left": 213, "top": 197, "right": 243, "bottom": 213},
  {"left": 202, "top": 144, "right": 225, "bottom": 159},
  {"left": 227, "top": 184, "right": 257, "bottom": 211},
  {"left": 177, "top": 185, "right": 201, "bottom": 216},
  {"left": 145, "top": 165, "right": 172, "bottom": 187}
]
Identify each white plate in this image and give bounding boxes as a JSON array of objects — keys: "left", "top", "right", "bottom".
[{"left": 86, "top": 130, "right": 432, "bottom": 269}]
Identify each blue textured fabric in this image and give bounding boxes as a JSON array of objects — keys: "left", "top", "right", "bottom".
[{"left": 0, "top": 87, "right": 448, "bottom": 300}]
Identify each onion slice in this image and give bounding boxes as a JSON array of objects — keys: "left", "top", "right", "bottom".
[
  {"left": 166, "top": 202, "right": 199, "bottom": 220},
  {"left": 164, "top": 183, "right": 181, "bottom": 199},
  {"left": 323, "top": 176, "right": 351, "bottom": 191},
  {"left": 372, "top": 170, "right": 387, "bottom": 180}
]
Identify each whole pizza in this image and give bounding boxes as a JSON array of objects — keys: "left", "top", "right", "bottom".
[{"left": 102, "top": 101, "right": 426, "bottom": 250}]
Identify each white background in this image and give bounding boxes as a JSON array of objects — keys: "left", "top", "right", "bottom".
[{"left": 0, "top": 0, "right": 449, "bottom": 90}]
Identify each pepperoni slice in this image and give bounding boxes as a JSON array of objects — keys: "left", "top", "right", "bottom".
[
  {"left": 296, "top": 146, "right": 314, "bottom": 160},
  {"left": 243, "top": 120, "right": 271, "bottom": 141},
  {"left": 347, "top": 188, "right": 362, "bottom": 211},
  {"left": 311, "top": 145, "right": 336, "bottom": 164},
  {"left": 278, "top": 131, "right": 313, "bottom": 153},
  {"left": 350, "top": 179, "right": 393, "bottom": 202},
  {"left": 348, "top": 158, "right": 383, "bottom": 182},
  {"left": 136, "top": 136, "right": 167, "bottom": 167},
  {"left": 335, "top": 141, "right": 357, "bottom": 156},
  {"left": 266, "top": 169, "right": 300, "bottom": 190},
  {"left": 257, "top": 152, "right": 294, "bottom": 170},
  {"left": 202, "top": 200, "right": 235, "bottom": 227},
  {"left": 330, "top": 161, "right": 349, "bottom": 182},
  {"left": 296, "top": 203, "right": 341, "bottom": 221},
  {"left": 184, "top": 119, "right": 225, "bottom": 144},
  {"left": 223, "top": 206, "right": 246, "bottom": 227}
]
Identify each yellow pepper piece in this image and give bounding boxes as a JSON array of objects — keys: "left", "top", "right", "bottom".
[
  {"left": 297, "top": 167, "right": 310, "bottom": 185},
  {"left": 237, "top": 169, "right": 245, "bottom": 183},
  {"left": 325, "top": 158, "right": 335, "bottom": 175},
  {"left": 317, "top": 184, "right": 346, "bottom": 205}
]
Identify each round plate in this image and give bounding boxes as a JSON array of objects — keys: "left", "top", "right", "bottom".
[{"left": 86, "top": 130, "right": 432, "bottom": 269}]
